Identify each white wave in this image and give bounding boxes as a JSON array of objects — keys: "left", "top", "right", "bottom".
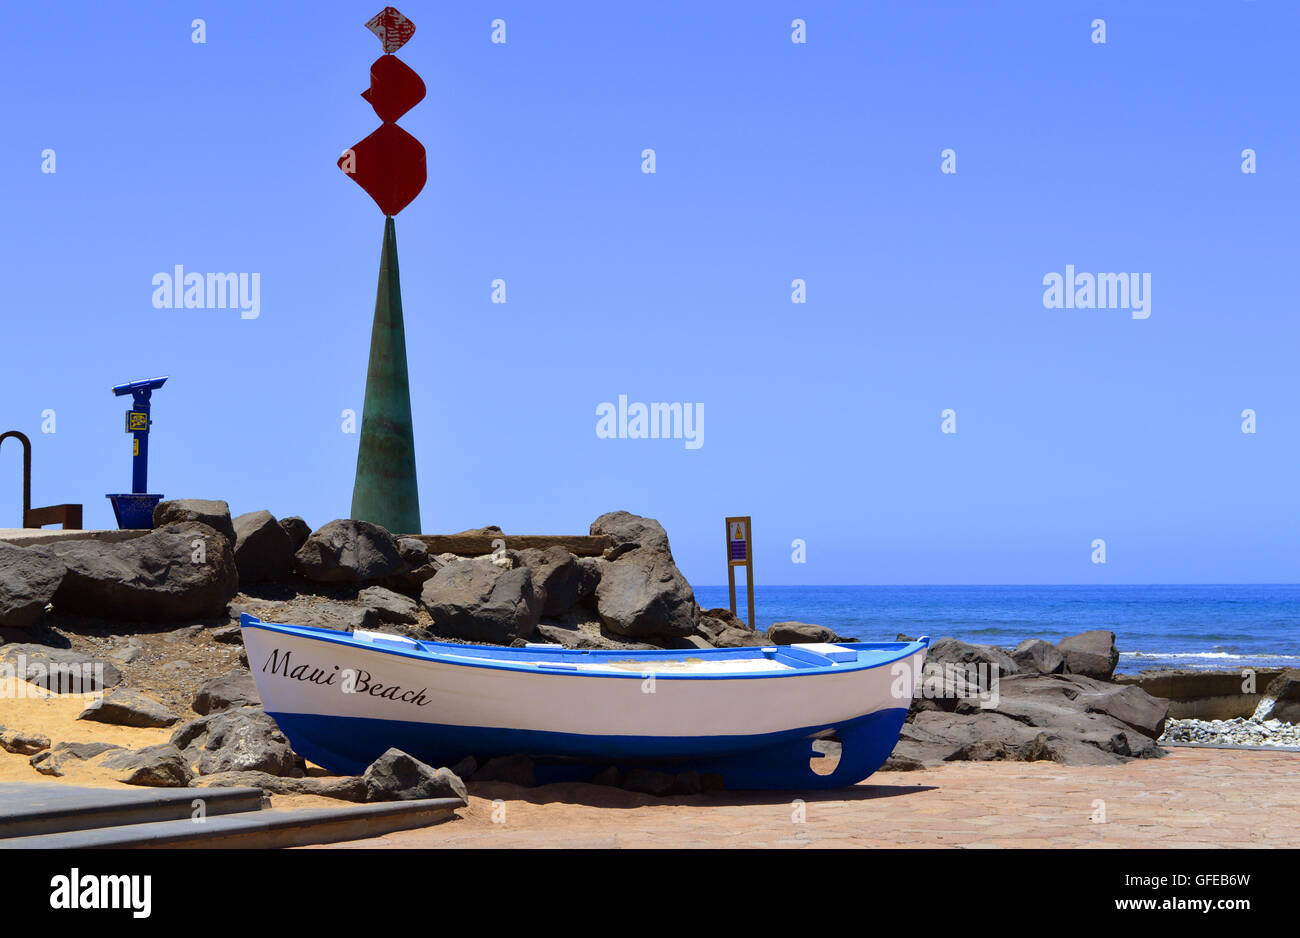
[{"left": 1121, "top": 651, "right": 1300, "bottom": 661}]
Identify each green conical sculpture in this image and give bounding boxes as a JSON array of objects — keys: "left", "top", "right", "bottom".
[{"left": 350, "top": 215, "right": 421, "bottom": 534}]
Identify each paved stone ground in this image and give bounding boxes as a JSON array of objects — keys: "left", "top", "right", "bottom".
[{"left": 310, "top": 748, "right": 1300, "bottom": 848}]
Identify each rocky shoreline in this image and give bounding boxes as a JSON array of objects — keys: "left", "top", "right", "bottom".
[{"left": 2, "top": 501, "right": 1296, "bottom": 803}]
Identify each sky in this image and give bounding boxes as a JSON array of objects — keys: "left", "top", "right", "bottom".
[{"left": 1, "top": 1, "right": 1297, "bottom": 586}]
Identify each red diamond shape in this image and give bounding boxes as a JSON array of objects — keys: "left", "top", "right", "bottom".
[
  {"left": 339, "top": 123, "right": 427, "bottom": 216},
  {"left": 360, "top": 54, "right": 426, "bottom": 123},
  {"left": 366, "top": 7, "right": 415, "bottom": 54}
]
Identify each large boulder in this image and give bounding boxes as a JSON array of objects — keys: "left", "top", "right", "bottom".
[
  {"left": 590, "top": 510, "right": 671, "bottom": 555},
  {"left": 576, "top": 556, "right": 603, "bottom": 601},
  {"left": 593, "top": 552, "right": 697, "bottom": 639},
  {"left": 517, "top": 546, "right": 583, "bottom": 616},
  {"left": 380, "top": 538, "right": 443, "bottom": 597},
  {"left": 769, "top": 621, "right": 835, "bottom": 645},
  {"left": 927, "top": 637, "right": 1020, "bottom": 676},
  {"left": 0, "top": 644, "right": 122, "bottom": 692},
  {"left": 1077, "top": 683, "right": 1170, "bottom": 739},
  {"left": 49, "top": 522, "right": 239, "bottom": 621},
  {"left": 358, "top": 586, "right": 419, "bottom": 625},
  {"left": 586, "top": 513, "right": 696, "bottom": 639},
  {"left": 232, "top": 510, "right": 295, "bottom": 583},
  {"left": 1010, "top": 638, "right": 1065, "bottom": 675},
  {"left": 170, "top": 706, "right": 303, "bottom": 777},
  {"left": 698, "top": 608, "right": 767, "bottom": 648},
  {"left": 0, "top": 542, "right": 66, "bottom": 628},
  {"left": 278, "top": 517, "right": 312, "bottom": 553},
  {"left": 288, "top": 600, "right": 379, "bottom": 633},
  {"left": 420, "top": 557, "right": 543, "bottom": 642},
  {"left": 77, "top": 687, "right": 181, "bottom": 728},
  {"left": 886, "top": 671, "right": 1167, "bottom": 769},
  {"left": 153, "top": 499, "right": 236, "bottom": 546},
  {"left": 192, "top": 668, "right": 261, "bottom": 714},
  {"left": 294, "top": 519, "right": 407, "bottom": 584},
  {"left": 1058, "top": 630, "right": 1121, "bottom": 681},
  {"left": 363, "top": 748, "right": 468, "bottom": 805},
  {"left": 535, "top": 608, "right": 658, "bottom": 651}
]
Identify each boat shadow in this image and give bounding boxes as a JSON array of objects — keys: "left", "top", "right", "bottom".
[{"left": 466, "top": 779, "right": 937, "bottom": 809}]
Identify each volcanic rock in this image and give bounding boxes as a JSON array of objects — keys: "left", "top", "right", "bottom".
[
  {"left": 49, "top": 522, "right": 238, "bottom": 621},
  {"left": 153, "top": 499, "right": 237, "bottom": 546},
  {"left": 77, "top": 687, "right": 181, "bottom": 728},
  {"left": 294, "top": 519, "right": 407, "bottom": 584},
  {"left": 232, "top": 510, "right": 295, "bottom": 583},
  {"left": 517, "top": 546, "right": 584, "bottom": 617},
  {"left": 192, "top": 668, "right": 261, "bottom": 715},
  {"left": 171, "top": 706, "right": 303, "bottom": 777},
  {"left": 1011, "top": 638, "right": 1065, "bottom": 674},
  {"left": 358, "top": 586, "right": 420, "bottom": 625},
  {"left": 98, "top": 744, "right": 194, "bottom": 787},
  {"left": 420, "top": 557, "right": 543, "bottom": 642},
  {"left": 0, "top": 542, "right": 65, "bottom": 628},
  {"left": 278, "top": 516, "right": 312, "bottom": 552},
  {"left": 363, "top": 748, "right": 468, "bottom": 805},
  {"left": 769, "top": 621, "right": 835, "bottom": 645},
  {"left": 1058, "top": 630, "right": 1121, "bottom": 681},
  {"left": 0, "top": 644, "right": 122, "bottom": 692}
]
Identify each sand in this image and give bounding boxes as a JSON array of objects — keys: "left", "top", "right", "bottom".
[
  {"left": 6, "top": 678, "right": 1299, "bottom": 847},
  {"left": 308, "top": 748, "right": 1300, "bottom": 849},
  {"left": 0, "top": 679, "right": 343, "bottom": 812}
]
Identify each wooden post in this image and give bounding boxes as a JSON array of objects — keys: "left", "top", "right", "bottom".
[{"left": 725, "top": 516, "right": 755, "bottom": 630}]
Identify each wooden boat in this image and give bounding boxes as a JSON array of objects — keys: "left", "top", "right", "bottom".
[{"left": 240, "top": 614, "right": 929, "bottom": 790}]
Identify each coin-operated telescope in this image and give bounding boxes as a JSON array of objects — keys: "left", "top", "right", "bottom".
[{"left": 105, "top": 376, "right": 168, "bottom": 529}]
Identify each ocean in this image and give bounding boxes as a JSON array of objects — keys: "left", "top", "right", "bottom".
[{"left": 692, "top": 584, "right": 1300, "bottom": 675}]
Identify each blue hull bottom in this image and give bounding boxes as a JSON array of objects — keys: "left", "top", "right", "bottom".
[{"left": 269, "top": 708, "right": 911, "bottom": 790}]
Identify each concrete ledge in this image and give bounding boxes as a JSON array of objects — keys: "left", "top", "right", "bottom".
[
  {"left": 1114, "top": 668, "right": 1291, "bottom": 720},
  {"left": 0, "top": 528, "right": 149, "bottom": 547},
  {"left": 0, "top": 798, "right": 463, "bottom": 849},
  {"left": 0, "top": 783, "right": 265, "bottom": 838}
]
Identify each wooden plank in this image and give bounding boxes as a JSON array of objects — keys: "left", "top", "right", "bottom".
[{"left": 401, "top": 534, "right": 612, "bottom": 557}]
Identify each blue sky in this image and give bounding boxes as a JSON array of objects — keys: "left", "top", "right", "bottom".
[{"left": 1, "top": 1, "right": 1296, "bottom": 586}]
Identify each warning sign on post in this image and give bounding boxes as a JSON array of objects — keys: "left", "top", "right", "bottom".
[
  {"left": 724, "top": 515, "right": 754, "bottom": 629},
  {"left": 728, "top": 520, "right": 749, "bottom": 562}
]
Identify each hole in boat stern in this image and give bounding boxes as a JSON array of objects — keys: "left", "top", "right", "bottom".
[{"left": 810, "top": 734, "right": 842, "bottom": 776}]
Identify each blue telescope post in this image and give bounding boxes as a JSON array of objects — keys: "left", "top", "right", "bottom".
[{"left": 105, "top": 376, "right": 168, "bottom": 529}]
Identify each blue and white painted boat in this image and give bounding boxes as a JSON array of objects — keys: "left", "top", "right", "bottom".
[{"left": 240, "top": 614, "right": 929, "bottom": 790}]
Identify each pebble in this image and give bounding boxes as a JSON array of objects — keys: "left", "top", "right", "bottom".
[{"left": 1161, "top": 716, "right": 1300, "bottom": 749}]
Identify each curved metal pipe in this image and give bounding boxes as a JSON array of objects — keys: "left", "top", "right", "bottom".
[{"left": 0, "top": 429, "right": 32, "bottom": 518}]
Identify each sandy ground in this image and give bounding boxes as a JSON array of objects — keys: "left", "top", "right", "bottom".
[
  {"left": 6, "top": 678, "right": 1299, "bottom": 846},
  {"left": 308, "top": 748, "right": 1300, "bottom": 849},
  {"left": 0, "top": 679, "right": 343, "bottom": 812}
]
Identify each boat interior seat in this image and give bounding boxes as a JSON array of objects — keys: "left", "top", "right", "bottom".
[{"left": 768, "top": 644, "right": 856, "bottom": 669}]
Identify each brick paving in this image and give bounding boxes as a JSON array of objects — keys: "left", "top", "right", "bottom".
[{"left": 311, "top": 747, "right": 1300, "bottom": 849}]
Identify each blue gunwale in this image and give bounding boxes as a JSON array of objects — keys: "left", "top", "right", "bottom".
[{"left": 240, "top": 615, "right": 930, "bottom": 681}]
